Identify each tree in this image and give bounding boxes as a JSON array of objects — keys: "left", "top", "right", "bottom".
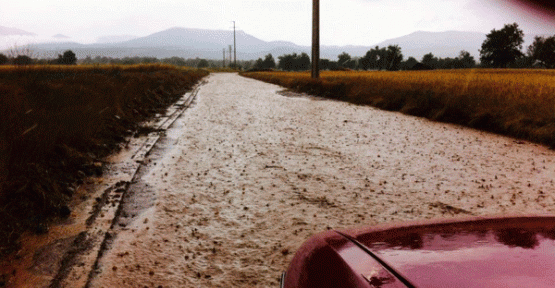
[
  {"left": 438, "top": 57, "right": 459, "bottom": 69},
  {"left": 337, "top": 52, "right": 356, "bottom": 69},
  {"left": 278, "top": 53, "right": 311, "bottom": 71},
  {"left": 319, "top": 59, "right": 338, "bottom": 70},
  {"left": 400, "top": 57, "right": 419, "bottom": 70},
  {"left": 457, "top": 50, "right": 476, "bottom": 68},
  {"left": 0, "top": 53, "right": 7, "bottom": 65},
  {"left": 479, "top": 23, "right": 524, "bottom": 68},
  {"left": 262, "top": 54, "right": 276, "bottom": 69},
  {"left": 197, "top": 59, "right": 209, "bottom": 68},
  {"left": 358, "top": 45, "right": 403, "bottom": 70},
  {"left": 252, "top": 54, "right": 276, "bottom": 70},
  {"left": 421, "top": 53, "right": 439, "bottom": 69},
  {"left": 253, "top": 58, "right": 264, "bottom": 69},
  {"left": 337, "top": 52, "right": 351, "bottom": 67},
  {"left": 359, "top": 47, "right": 379, "bottom": 70},
  {"left": 527, "top": 35, "right": 555, "bottom": 68},
  {"left": 13, "top": 55, "right": 32, "bottom": 65},
  {"left": 242, "top": 61, "right": 253, "bottom": 70},
  {"left": 384, "top": 45, "right": 403, "bottom": 71},
  {"left": 57, "top": 50, "right": 77, "bottom": 65},
  {"left": 298, "top": 53, "right": 311, "bottom": 70},
  {"left": 412, "top": 51, "right": 475, "bottom": 70},
  {"left": 277, "top": 54, "right": 292, "bottom": 70},
  {"left": 82, "top": 55, "right": 93, "bottom": 64}
]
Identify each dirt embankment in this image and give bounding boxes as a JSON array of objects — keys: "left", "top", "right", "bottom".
[{"left": 88, "top": 73, "right": 555, "bottom": 288}]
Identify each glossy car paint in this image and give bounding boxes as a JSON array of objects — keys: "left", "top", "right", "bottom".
[
  {"left": 283, "top": 216, "right": 555, "bottom": 288},
  {"left": 282, "top": 230, "right": 408, "bottom": 288}
]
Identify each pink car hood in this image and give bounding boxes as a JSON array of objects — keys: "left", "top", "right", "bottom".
[
  {"left": 341, "top": 216, "right": 555, "bottom": 288},
  {"left": 283, "top": 216, "right": 555, "bottom": 288}
]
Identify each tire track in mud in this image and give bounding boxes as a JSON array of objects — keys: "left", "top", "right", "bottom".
[{"left": 48, "top": 82, "right": 205, "bottom": 288}]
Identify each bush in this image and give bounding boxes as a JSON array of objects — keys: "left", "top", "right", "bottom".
[
  {"left": 57, "top": 50, "right": 77, "bottom": 65},
  {"left": 197, "top": 59, "right": 209, "bottom": 68},
  {"left": 0, "top": 54, "right": 7, "bottom": 65},
  {"left": 13, "top": 55, "right": 33, "bottom": 65}
]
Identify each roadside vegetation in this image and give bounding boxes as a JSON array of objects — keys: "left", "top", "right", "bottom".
[
  {"left": 250, "top": 23, "right": 555, "bottom": 72},
  {"left": 241, "top": 69, "right": 555, "bottom": 148},
  {"left": 243, "top": 22, "right": 555, "bottom": 148},
  {"left": 0, "top": 64, "right": 208, "bottom": 254}
]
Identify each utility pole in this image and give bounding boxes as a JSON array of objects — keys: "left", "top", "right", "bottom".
[
  {"left": 233, "top": 21, "right": 237, "bottom": 68},
  {"left": 229, "top": 45, "right": 233, "bottom": 65},
  {"left": 312, "top": 0, "right": 320, "bottom": 78},
  {"left": 223, "top": 48, "right": 226, "bottom": 67}
]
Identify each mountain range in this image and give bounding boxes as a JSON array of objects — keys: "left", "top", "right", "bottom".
[
  {"left": 1, "top": 26, "right": 547, "bottom": 61},
  {"left": 0, "top": 26, "right": 36, "bottom": 36}
]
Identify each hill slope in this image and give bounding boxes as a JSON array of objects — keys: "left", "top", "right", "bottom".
[
  {"left": 0, "top": 26, "right": 36, "bottom": 36},
  {"left": 374, "top": 31, "right": 486, "bottom": 60}
]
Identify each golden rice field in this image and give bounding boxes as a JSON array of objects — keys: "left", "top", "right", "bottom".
[
  {"left": 0, "top": 64, "right": 208, "bottom": 253},
  {"left": 242, "top": 69, "right": 555, "bottom": 148}
]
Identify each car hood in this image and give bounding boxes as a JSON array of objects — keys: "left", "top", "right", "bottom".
[{"left": 340, "top": 216, "right": 555, "bottom": 288}]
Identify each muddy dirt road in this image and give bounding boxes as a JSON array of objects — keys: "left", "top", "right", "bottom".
[{"left": 88, "top": 73, "right": 555, "bottom": 287}]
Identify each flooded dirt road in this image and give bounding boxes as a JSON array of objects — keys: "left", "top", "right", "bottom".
[{"left": 89, "top": 73, "right": 555, "bottom": 287}]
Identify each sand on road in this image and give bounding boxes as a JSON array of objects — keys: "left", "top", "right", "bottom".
[{"left": 90, "top": 73, "right": 555, "bottom": 287}]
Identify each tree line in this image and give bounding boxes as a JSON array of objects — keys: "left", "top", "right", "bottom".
[
  {"left": 0, "top": 52, "right": 255, "bottom": 69},
  {"left": 0, "top": 50, "right": 77, "bottom": 65},
  {"left": 250, "top": 48, "right": 475, "bottom": 71},
  {"left": 252, "top": 22, "right": 555, "bottom": 71}
]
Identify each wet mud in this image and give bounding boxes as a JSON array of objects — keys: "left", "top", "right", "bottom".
[{"left": 82, "top": 73, "right": 555, "bottom": 287}]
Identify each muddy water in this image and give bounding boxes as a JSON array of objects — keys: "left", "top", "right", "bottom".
[{"left": 90, "top": 73, "right": 555, "bottom": 287}]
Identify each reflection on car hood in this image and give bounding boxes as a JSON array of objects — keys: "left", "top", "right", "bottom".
[{"left": 341, "top": 216, "right": 555, "bottom": 288}]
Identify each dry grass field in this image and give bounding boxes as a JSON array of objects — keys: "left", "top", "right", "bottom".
[
  {"left": 241, "top": 69, "right": 555, "bottom": 149},
  {"left": 0, "top": 64, "right": 207, "bottom": 254}
]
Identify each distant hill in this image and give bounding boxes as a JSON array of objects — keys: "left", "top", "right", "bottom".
[
  {"left": 374, "top": 31, "right": 486, "bottom": 60},
  {"left": 52, "top": 34, "right": 70, "bottom": 39},
  {"left": 121, "top": 27, "right": 266, "bottom": 49},
  {"left": 116, "top": 28, "right": 392, "bottom": 59},
  {"left": 374, "top": 30, "right": 547, "bottom": 61},
  {"left": 96, "top": 35, "right": 138, "bottom": 44},
  {"left": 15, "top": 27, "right": 548, "bottom": 61},
  {"left": 0, "top": 26, "right": 35, "bottom": 36},
  {"left": 28, "top": 27, "right": 312, "bottom": 60}
]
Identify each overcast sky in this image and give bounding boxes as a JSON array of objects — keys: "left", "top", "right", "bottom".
[{"left": 2, "top": 0, "right": 554, "bottom": 46}]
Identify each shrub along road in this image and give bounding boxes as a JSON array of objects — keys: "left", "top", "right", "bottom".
[{"left": 25, "top": 73, "right": 555, "bottom": 287}]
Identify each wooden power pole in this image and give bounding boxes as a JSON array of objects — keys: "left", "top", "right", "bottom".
[
  {"left": 223, "top": 48, "right": 226, "bottom": 67},
  {"left": 233, "top": 21, "right": 237, "bottom": 68},
  {"left": 312, "top": 0, "right": 320, "bottom": 78}
]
